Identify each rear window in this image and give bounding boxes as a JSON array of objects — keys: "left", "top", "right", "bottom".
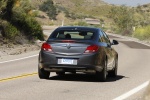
[{"left": 50, "top": 30, "right": 95, "bottom": 40}]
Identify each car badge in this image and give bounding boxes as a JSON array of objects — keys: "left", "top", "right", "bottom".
[{"left": 66, "top": 44, "right": 71, "bottom": 49}]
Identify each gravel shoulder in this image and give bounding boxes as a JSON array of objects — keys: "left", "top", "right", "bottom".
[{"left": 0, "top": 43, "right": 42, "bottom": 62}]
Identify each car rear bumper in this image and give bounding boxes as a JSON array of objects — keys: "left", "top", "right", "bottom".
[{"left": 38, "top": 51, "right": 104, "bottom": 72}]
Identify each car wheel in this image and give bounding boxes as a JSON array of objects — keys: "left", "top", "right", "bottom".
[
  {"left": 108, "top": 58, "right": 118, "bottom": 77},
  {"left": 56, "top": 72, "right": 65, "bottom": 76},
  {"left": 96, "top": 60, "right": 107, "bottom": 82},
  {"left": 38, "top": 67, "right": 50, "bottom": 79}
]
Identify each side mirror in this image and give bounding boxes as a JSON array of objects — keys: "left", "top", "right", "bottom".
[{"left": 112, "top": 40, "right": 119, "bottom": 45}]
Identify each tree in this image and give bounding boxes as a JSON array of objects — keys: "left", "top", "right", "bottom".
[
  {"left": 39, "top": 0, "right": 57, "bottom": 20},
  {"left": 109, "top": 6, "right": 134, "bottom": 32},
  {"left": 0, "top": 0, "right": 44, "bottom": 41},
  {"left": 0, "top": 0, "right": 7, "bottom": 14},
  {"left": 2, "top": 0, "right": 16, "bottom": 21}
]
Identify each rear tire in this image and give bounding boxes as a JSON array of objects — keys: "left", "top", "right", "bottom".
[
  {"left": 96, "top": 60, "right": 107, "bottom": 82},
  {"left": 108, "top": 58, "right": 118, "bottom": 77},
  {"left": 38, "top": 67, "right": 50, "bottom": 79}
]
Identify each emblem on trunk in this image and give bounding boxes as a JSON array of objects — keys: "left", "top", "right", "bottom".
[{"left": 66, "top": 44, "right": 71, "bottom": 49}]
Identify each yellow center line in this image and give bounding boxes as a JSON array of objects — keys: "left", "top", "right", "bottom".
[{"left": 0, "top": 72, "right": 38, "bottom": 82}]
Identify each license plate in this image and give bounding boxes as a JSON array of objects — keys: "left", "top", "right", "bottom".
[{"left": 58, "top": 58, "right": 77, "bottom": 65}]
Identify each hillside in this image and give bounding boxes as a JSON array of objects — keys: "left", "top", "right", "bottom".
[
  {"left": 30, "top": 0, "right": 112, "bottom": 27},
  {"left": 30, "top": 0, "right": 150, "bottom": 35},
  {"left": 53, "top": 0, "right": 110, "bottom": 17},
  {"left": 0, "top": 0, "right": 44, "bottom": 45},
  {"left": 22, "top": 0, "right": 150, "bottom": 28},
  {"left": 138, "top": 3, "right": 150, "bottom": 12},
  {"left": 29, "top": 0, "right": 47, "bottom": 9},
  {"left": 136, "top": 3, "right": 150, "bottom": 25}
]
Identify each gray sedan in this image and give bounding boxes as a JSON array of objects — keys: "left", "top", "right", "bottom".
[{"left": 38, "top": 26, "right": 118, "bottom": 81}]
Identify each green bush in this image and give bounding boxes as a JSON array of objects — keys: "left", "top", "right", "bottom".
[
  {"left": 74, "top": 21, "right": 89, "bottom": 26},
  {"left": 2, "top": 21, "right": 19, "bottom": 39},
  {"left": 11, "top": 12, "right": 44, "bottom": 40},
  {"left": 11, "top": 0, "right": 44, "bottom": 41},
  {"left": 24, "top": 16, "right": 44, "bottom": 40},
  {"left": 0, "top": 0, "right": 44, "bottom": 42},
  {"left": 133, "top": 25, "right": 150, "bottom": 40},
  {"left": 109, "top": 6, "right": 134, "bottom": 33},
  {"left": 39, "top": 0, "right": 57, "bottom": 19}
]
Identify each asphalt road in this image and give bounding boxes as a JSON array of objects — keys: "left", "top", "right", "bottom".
[{"left": 0, "top": 33, "right": 150, "bottom": 100}]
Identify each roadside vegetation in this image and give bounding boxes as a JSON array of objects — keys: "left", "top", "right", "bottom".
[
  {"left": 52, "top": 0, "right": 150, "bottom": 41},
  {"left": 0, "top": 0, "right": 150, "bottom": 44},
  {"left": 133, "top": 25, "right": 150, "bottom": 40},
  {"left": 39, "top": 0, "right": 57, "bottom": 20},
  {"left": 0, "top": 0, "right": 44, "bottom": 45}
]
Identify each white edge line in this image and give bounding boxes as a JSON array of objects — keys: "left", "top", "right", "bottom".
[
  {"left": 0, "top": 54, "right": 38, "bottom": 64},
  {"left": 113, "top": 81, "right": 150, "bottom": 100},
  {"left": 0, "top": 33, "right": 149, "bottom": 99},
  {"left": 108, "top": 33, "right": 150, "bottom": 100}
]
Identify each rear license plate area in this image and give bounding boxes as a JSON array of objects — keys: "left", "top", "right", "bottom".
[{"left": 58, "top": 58, "right": 77, "bottom": 65}]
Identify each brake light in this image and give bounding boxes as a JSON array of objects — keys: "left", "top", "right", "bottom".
[
  {"left": 62, "top": 40, "right": 75, "bottom": 43},
  {"left": 84, "top": 45, "right": 99, "bottom": 53},
  {"left": 42, "top": 43, "right": 52, "bottom": 52}
]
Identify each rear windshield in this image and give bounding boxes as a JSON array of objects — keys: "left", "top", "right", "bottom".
[{"left": 50, "top": 30, "right": 95, "bottom": 40}]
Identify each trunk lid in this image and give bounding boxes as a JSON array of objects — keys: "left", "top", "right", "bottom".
[{"left": 48, "top": 40, "right": 92, "bottom": 55}]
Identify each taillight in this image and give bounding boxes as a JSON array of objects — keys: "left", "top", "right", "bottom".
[
  {"left": 62, "top": 40, "right": 75, "bottom": 43},
  {"left": 84, "top": 45, "right": 99, "bottom": 53},
  {"left": 42, "top": 43, "right": 52, "bottom": 52}
]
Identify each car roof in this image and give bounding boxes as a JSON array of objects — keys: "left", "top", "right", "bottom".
[{"left": 55, "top": 26, "right": 100, "bottom": 31}]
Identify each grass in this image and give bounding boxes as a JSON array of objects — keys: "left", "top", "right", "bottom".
[
  {"left": 29, "top": 0, "right": 150, "bottom": 42},
  {"left": 29, "top": 0, "right": 47, "bottom": 9},
  {"left": 133, "top": 25, "right": 150, "bottom": 40},
  {"left": 53, "top": 0, "right": 111, "bottom": 18}
]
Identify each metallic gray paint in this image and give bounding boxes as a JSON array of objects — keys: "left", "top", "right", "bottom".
[{"left": 38, "top": 26, "right": 118, "bottom": 80}]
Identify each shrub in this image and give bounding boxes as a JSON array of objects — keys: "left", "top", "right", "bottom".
[
  {"left": 75, "top": 21, "right": 89, "bottom": 26},
  {"left": 109, "top": 6, "right": 134, "bottom": 32},
  {"left": 39, "top": 0, "right": 57, "bottom": 20},
  {"left": 133, "top": 25, "right": 150, "bottom": 40},
  {"left": 11, "top": 0, "right": 44, "bottom": 41},
  {"left": 1, "top": 21, "right": 19, "bottom": 39},
  {"left": 24, "top": 16, "right": 44, "bottom": 40},
  {"left": 0, "top": 0, "right": 44, "bottom": 42}
]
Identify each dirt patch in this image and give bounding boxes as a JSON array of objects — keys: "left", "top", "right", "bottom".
[{"left": 0, "top": 41, "right": 44, "bottom": 60}]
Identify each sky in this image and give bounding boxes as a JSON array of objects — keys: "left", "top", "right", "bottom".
[{"left": 103, "top": 0, "right": 150, "bottom": 7}]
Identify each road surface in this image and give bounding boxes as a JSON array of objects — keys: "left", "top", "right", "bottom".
[{"left": 0, "top": 31, "right": 150, "bottom": 100}]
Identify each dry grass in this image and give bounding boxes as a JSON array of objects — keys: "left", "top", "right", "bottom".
[
  {"left": 53, "top": 0, "right": 111, "bottom": 17},
  {"left": 30, "top": 0, "right": 47, "bottom": 9}
]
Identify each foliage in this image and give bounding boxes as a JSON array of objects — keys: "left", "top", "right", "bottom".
[
  {"left": 12, "top": 2, "right": 44, "bottom": 40},
  {"left": 0, "top": 20, "right": 19, "bottom": 39},
  {"left": 109, "top": 6, "right": 134, "bottom": 32},
  {"left": 0, "top": 0, "right": 7, "bottom": 12},
  {"left": 0, "top": 0, "right": 44, "bottom": 42},
  {"left": 136, "top": 4, "right": 150, "bottom": 27},
  {"left": 39, "top": 0, "right": 57, "bottom": 19},
  {"left": 133, "top": 25, "right": 150, "bottom": 40},
  {"left": 74, "top": 21, "right": 89, "bottom": 26},
  {"left": 24, "top": 17, "right": 44, "bottom": 40}
]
